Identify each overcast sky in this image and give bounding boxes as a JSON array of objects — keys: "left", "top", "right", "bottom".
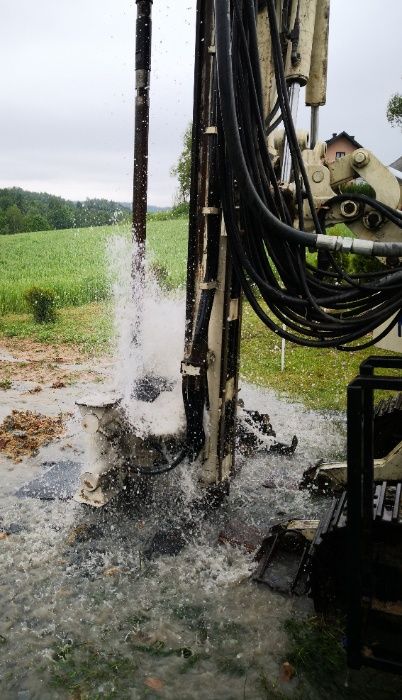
[{"left": 1, "top": 0, "right": 401, "bottom": 206}]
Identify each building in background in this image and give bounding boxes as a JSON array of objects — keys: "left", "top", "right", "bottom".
[
  {"left": 389, "top": 156, "right": 402, "bottom": 181},
  {"left": 325, "top": 131, "right": 362, "bottom": 162}
]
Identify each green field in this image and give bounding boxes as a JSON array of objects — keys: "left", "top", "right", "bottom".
[
  {"left": 0, "top": 220, "right": 397, "bottom": 410},
  {"left": 0, "top": 220, "right": 188, "bottom": 314}
]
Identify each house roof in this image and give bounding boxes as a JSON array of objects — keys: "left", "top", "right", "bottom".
[
  {"left": 325, "top": 131, "right": 362, "bottom": 148},
  {"left": 389, "top": 166, "right": 402, "bottom": 182},
  {"left": 389, "top": 156, "right": 402, "bottom": 173}
]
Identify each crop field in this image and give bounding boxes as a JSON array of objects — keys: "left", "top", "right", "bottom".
[{"left": 0, "top": 219, "right": 188, "bottom": 314}]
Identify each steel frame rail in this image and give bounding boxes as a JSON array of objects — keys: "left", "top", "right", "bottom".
[{"left": 347, "top": 355, "right": 402, "bottom": 674}]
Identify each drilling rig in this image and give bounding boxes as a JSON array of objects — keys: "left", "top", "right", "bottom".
[
  {"left": 176, "top": 0, "right": 402, "bottom": 674},
  {"left": 77, "top": 0, "right": 402, "bottom": 674}
]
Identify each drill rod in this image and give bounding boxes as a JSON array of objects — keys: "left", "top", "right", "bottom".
[{"left": 132, "top": 0, "right": 153, "bottom": 277}]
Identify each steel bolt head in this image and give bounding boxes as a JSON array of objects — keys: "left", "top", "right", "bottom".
[
  {"left": 353, "top": 150, "right": 368, "bottom": 167},
  {"left": 312, "top": 170, "right": 324, "bottom": 183}
]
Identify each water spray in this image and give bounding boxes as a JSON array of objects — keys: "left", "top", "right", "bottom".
[{"left": 74, "top": 0, "right": 188, "bottom": 506}]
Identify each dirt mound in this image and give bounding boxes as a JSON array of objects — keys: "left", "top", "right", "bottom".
[{"left": 0, "top": 410, "right": 65, "bottom": 461}]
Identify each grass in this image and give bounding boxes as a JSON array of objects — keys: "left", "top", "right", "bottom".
[
  {"left": 283, "top": 616, "right": 345, "bottom": 692},
  {"left": 1, "top": 295, "right": 395, "bottom": 409},
  {"left": 0, "top": 302, "right": 113, "bottom": 354},
  {"left": 48, "top": 627, "right": 280, "bottom": 698},
  {"left": 241, "top": 303, "right": 399, "bottom": 411},
  {"left": 0, "top": 220, "right": 188, "bottom": 314},
  {"left": 50, "top": 640, "right": 139, "bottom": 699},
  {"left": 0, "top": 378, "right": 12, "bottom": 390},
  {"left": 49, "top": 637, "right": 240, "bottom": 698},
  {"left": 128, "top": 640, "right": 193, "bottom": 659},
  {"left": 1, "top": 220, "right": 398, "bottom": 410}
]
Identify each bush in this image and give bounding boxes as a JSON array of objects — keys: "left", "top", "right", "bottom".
[
  {"left": 24, "top": 286, "right": 57, "bottom": 323},
  {"left": 171, "top": 202, "right": 189, "bottom": 218},
  {"left": 340, "top": 181, "right": 376, "bottom": 198},
  {"left": 147, "top": 203, "right": 189, "bottom": 222},
  {"left": 326, "top": 218, "right": 386, "bottom": 276},
  {"left": 350, "top": 253, "right": 386, "bottom": 275}
]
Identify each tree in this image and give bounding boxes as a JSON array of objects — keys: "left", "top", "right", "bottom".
[
  {"left": 5, "top": 204, "right": 25, "bottom": 233},
  {"left": 24, "top": 212, "right": 50, "bottom": 232},
  {"left": 0, "top": 211, "right": 7, "bottom": 234},
  {"left": 47, "top": 197, "right": 74, "bottom": 230},
  {"left": 386, "top": 92, "right": 402, "bottom": 129},
  {"left": 170, "top": 122, "right": 192, "bottom": 203},
  {"left": 0, "top": 187, "right": 129, "bottom": 233}
]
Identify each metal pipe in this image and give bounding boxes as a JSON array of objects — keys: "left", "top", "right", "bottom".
[
  {"left": 132, "top": 0, "right": 153, "bottom": 270},
  {"left": 184, "top": 0, "right": 207, "bottom": 347},
  {"left": 305, "top": 0, "right": 330, "bottom": 108},
  {"left": 280, "top": 81, "right": 300, "bottom": 183},
  {"left": 310, "top": 105, "right": 319, "bottom": 149}
]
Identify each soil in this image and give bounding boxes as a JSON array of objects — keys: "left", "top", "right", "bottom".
[
  {"left": 0, "top": 337, "right": 111, "bottom": 464},
  {"left": 0, "top": 338, "right": 104, "bottom": 386},
  {"left": 0, "top": 409, "right": 66, "bottom": 461},
  {"left": 1, "top": 338, "right": 399, "bottom": 700},
  {"left": 0, "top": 337, "right": 85, "bottom": 363}
]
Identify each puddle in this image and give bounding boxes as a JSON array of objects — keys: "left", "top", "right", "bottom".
[
  {"left": 1, "top": 371, "right": 402, "bottom": 699},
  {"left": 0, "top": 358, "right": 344, "bottom": 700},
  {"left": 1, "top": 269, "right": 401, "bottom": 698}
]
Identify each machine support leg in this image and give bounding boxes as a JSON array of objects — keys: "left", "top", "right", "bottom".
[
  {"left": 183, "top": 0, "right": 242, "bottom": 487},
  {"left": 347, "top": 384, "right": 363, "bottom": 669}
]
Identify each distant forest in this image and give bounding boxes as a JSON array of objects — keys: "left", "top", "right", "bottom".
[{"left": 0, "top": 187, "right": 131, "bottom": 234}]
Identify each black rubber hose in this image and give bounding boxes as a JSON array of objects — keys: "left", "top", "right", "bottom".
[
  {"left": 129, "top": 447, "right": 189, "bottom": 477},
  {"left": 215, "top": 0, "right": 318, "bottom": 247},
  {"left": 218, "top": 130, "right": 402, "bottom": 346},
  {"left": 211, "top": 0, "right": 402, "bottom": 350}
]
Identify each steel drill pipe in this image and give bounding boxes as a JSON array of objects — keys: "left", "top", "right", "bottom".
[{"left": 132, "top": 0, "right": 153, "bottom": 278}]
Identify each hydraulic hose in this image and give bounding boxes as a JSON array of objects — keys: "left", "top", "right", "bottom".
[
  {"left": 128, "top": 446, "right": 189, "bottom": 477},
  {"left": 214, "top": 0, "right": 402, "bottom": 349},
  {"left": 215, "top": 0, "right": 317, "bottom": 248},
  {"left": 217, "top": 0, "right": 402, "bottom": 258}
]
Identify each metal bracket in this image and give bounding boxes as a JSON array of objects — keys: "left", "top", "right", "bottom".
[
  {"left": 202, "top": 206, "right": 220, "bottom": 215},
  {"left": 181, "top": 362, "right": 202, "bottom": 377},
  {"left": 228, "top": 298, "right": 239, "bottom": 321}
]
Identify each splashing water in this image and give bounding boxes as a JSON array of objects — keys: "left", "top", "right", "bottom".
[
  {"left": 2, "top": 241, "right": 401, "bottom": 699},
  {"left": 2, "top": 361, "right": 401, "bottom": 699},
  {"left": 107, "top": 235, "right": 186, "bottom": 438}
]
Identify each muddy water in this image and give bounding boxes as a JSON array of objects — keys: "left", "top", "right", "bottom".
[{"left": 0, "top": 374, "right": 400, "bottom": 700}]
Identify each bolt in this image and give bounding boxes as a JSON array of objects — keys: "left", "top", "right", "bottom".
[
  {"left": 364, "top": 211, "right": 382, "bottom": 230},
  {"left": 353, "top": 150, "right": 369, "bottom": 167},
  {"left": 340, "top": 200, "right": 359, "bottom": 218},
  {"left": 312, "top": 170, "right": 324, "bottom": 183}
]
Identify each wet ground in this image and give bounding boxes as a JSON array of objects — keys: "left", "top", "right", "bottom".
[{"left": 1, "top": 340, "right": 402, "bottom": 699}]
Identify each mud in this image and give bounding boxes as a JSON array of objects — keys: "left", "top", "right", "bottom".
[
  {"left": 1, "top": 340, "right": 401, "bottom": 700},
  {"left": 0, "top": 338, "right": 107, "bottom": 387},
  {"left": 0, "top": 410, "right": 66, "bottom": 462}
]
